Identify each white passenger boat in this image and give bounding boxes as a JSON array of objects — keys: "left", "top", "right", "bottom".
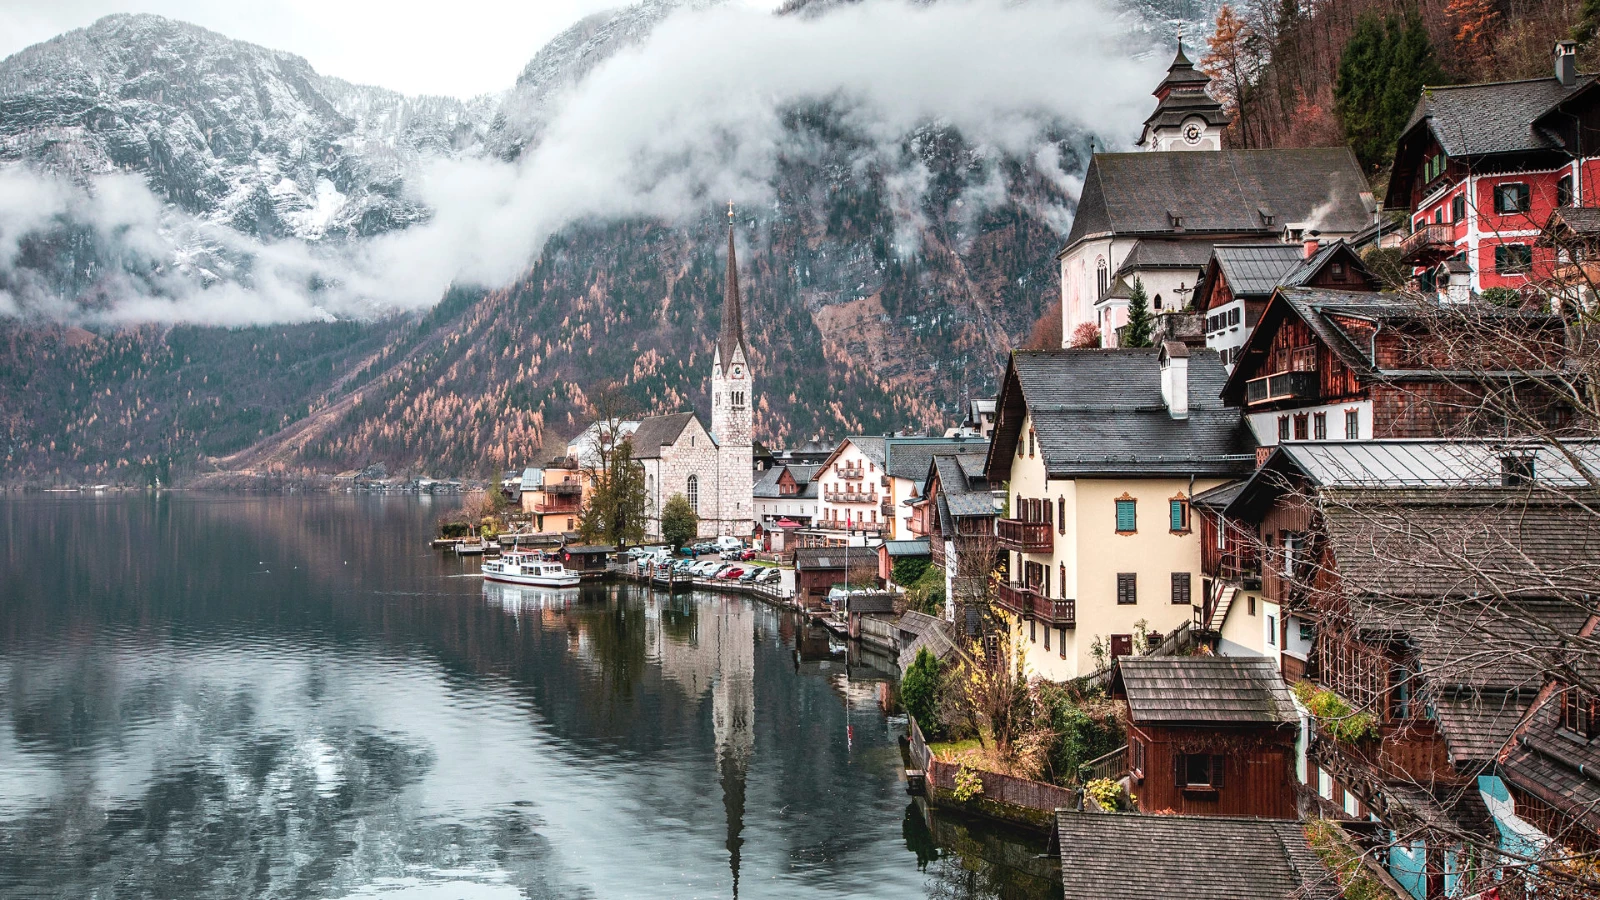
[{"left": 481, "top": 550, "right": 580, "bottom": 587}]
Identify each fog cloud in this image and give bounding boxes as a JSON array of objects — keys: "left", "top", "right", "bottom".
[{"left": 0, "top": 0, "right": 1164, "bottom": 325}]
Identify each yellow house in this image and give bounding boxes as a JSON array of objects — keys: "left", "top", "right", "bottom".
[
  {"left": 983, "top": 344, "right": 1256, "bottom": 680},
  {"left": 521, "top": 459, "right": 593, "bottom": 535}
]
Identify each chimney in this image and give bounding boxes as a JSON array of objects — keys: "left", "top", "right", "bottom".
[
  {"left": 1158, "top": 341, "right": 1189, "bottom": 420},
  {"left": 1556, "top": 40, "right": 1578, "bottom": 87},
  {"left": 1303, "top": 229, "right": 1322, "bottom": 259}
]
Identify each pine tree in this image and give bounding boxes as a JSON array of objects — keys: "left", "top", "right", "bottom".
[
  {"left": 1336, "top": 10, "right": 1446, "bottom": 169},
  {"left": 1202, "top": 5, "right": 1262, "bottom": 147},
  {"left": 1123, "top": 277, "right": 1154, "bottom": 348}
]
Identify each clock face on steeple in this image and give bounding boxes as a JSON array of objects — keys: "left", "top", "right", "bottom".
[{"left": 1182, "top": 121, "right": 1204, "bottom": 145}]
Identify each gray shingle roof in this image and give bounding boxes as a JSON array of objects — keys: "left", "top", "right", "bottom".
[
  {"left": 1502, "top": 696, "right": 1600, "bottom": 835},
  {"left": 884, "top": 437, "right": 989, "bottom": 482},
  {"left": 1432, "top": 690, "right": 1534, "bottom": 764},
  {"left": 630, "top": 412, "right": 702, "bottom": 459},
  {"left": 882, "top": 539, "right": 930, "bottom": 557},
  {"left": 753, "top": 463, "right": 820, "bottom": 499},
  {"left": 1273, "top": 440, "right": 1600, "bottom": 489},
  {"left": 987, "top": 349, "right": 1255, "bottom": 480},
  {"left": 1116, "top": 656, "right": 1298, "bottom": 725},
  {"left": 1322, "top": 490, "right": 1600, "bottom": 605},
  {"left": 1063, "top": 148, "right": 1372, "bottom": 252},
  {"left": 1055, "top": 812, "right": 1340, "bottom": 900},
  {"left": 1113, "top": 239, "right": 1217, "bottom": 277},
  {"left": 793, "top": 548, "right": 849, "bottom": 570},
  {"left": 1405, "top": 75, "right": 1595, "bottom": 158}
]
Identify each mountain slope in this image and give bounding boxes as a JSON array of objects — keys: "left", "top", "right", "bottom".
[{"left": 0, "top": 3, "right": 1200, "bottom": 484}]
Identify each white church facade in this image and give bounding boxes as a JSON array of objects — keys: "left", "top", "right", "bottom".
[{"left": 634, "top": 210, "right": 756, "bottom": 539}]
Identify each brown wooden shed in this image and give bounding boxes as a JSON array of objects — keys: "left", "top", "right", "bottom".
[{"left": 1111, "top": 655, "right": 1301, "bottom": 819}]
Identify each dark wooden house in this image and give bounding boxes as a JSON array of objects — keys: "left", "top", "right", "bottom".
[
  {"left": 1220, "top": 287, "right": 1567, "bottom": 446},
  {"left": 1111, "top": 656, "right": 1300, "bottom": 819}
]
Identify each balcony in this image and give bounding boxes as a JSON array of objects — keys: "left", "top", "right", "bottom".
[
  {"left": 880, "top": 501, "right": 894, "bottom": 518},
  {"left": 1245, "top": 370, "right": 1319, "bottom": 406},
  {"left": 824, "top": 490, "right": 878, "bottom": 504},
  {"left": 997, "top": 518, "right": 1053, "bottom": 553},
  {"left": 1399, "top": 222, "right": 1457, "bottom": 264},
  {"left": 839, "top": 469, "right": 864, "bottom": 480},
  {"left": 544, "top": 482, "right": 583, "bottom": 497},
  {"left": 820, "top": 520, "right": 884, "bottom": 534},
  {"left": 996, "top": 581, "right": 1030, "bottom": 615},
  {"left": 534, "top": 499, "right": 582, "bottom": 514},
  {"left": 1030, "top": 593, "right": 1076, "bottom": 627}
]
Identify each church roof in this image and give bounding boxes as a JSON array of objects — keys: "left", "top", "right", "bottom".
[
  {"left": 630, "top": 412, "right": 708, "bottom": 460},
  {"left": 718, "top": 216, "right": 749, "bottom": 366},
  {"left": 1062, "top": 148, "right": 1372, "bottom": 253}
]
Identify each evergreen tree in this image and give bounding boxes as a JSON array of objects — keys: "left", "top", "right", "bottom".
[
  {"left": 1122, "top": 277, "right": 1154, "bottom": 348},
  {"left": 660, "top": 493, "right": 698, "bottom": 549},
  {"left": 901, "top": 648, "right": 944, "bottom": 737},
  {"left": 1336, "top": 10, "right": 1446, "bottom": 169}
]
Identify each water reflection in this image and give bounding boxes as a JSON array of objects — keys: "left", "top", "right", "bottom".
[{"left": 0, "top": 496, "right": 1054, "bottom": 899}]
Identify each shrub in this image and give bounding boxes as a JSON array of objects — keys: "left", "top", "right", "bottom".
[
  {"left": 902, "top": 648, "right": 944, "bottom": 737},
  {"left": 892, "top": 556, "right": 930, "bottom": 587},
  {"left": 952, "top": 766, "right": 984, "bottom": 802},
  {"left": 1294, "top": 682, "right": 1379, "bottom": 743},
  {"left": 1083, "top": 778, "right": 1122, "bottom": 811}
]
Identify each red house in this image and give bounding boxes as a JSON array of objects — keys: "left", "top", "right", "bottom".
[
  {"left": 1111, "top": 656, "right": 1301, "bottom": 819},
  {"left": 1387, "top": 40, "right": 1600, "bottom": 295}
]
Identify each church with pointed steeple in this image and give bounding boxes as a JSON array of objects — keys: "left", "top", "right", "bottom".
[{"left": 632, "top": 205, "right": 756, "bottom": 539}]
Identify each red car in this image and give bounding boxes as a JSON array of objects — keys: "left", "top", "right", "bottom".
[
  {"left": 739, "top": 549, "right": 757, "bottom": 561},
  {"left": 719, "top": 567, "right": 744, "bottom": 580}
]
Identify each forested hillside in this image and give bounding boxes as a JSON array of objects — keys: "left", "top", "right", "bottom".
[{"left": 1196, "top": 0, "right": 1590, "bottom": 165}]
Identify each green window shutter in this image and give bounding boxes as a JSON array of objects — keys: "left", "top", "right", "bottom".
[
  {"left": 1169, "top": 500, "right": 1185, "bottom": 531},
  {"left": 1116, "top": 499, "right": 1136, "bottom": 532}
]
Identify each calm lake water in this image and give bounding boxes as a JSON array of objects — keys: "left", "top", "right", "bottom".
[{"left": 0, "top": 495, "right": 1057, "bottom": 899}]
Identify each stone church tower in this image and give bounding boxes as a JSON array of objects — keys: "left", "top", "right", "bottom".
[{"left": 711, "top": 205, "right": 755, "bottom": 537}]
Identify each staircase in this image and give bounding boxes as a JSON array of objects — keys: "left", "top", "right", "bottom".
[{"left": 1206, "top": 584, "right": 1238, "bottom": 631}]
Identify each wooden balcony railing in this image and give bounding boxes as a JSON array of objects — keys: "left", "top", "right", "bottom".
[
  {"left": 544, "top": 482, "right": 583, "bottom": 496},
  {"left": 1030, "top": 593, "right": 1076, "bottom": 627},
  {"left": 997, "top": 518, "right": 1053, "bottom": 553},
  {"left": 824, "top": 490, "right": 878, "bottom": 504},
  {"left": 1245, "top": 370, "right": 1318, "bottom": 406},
  {"left": 820, "top": 520, "right": 884, "bottom": 534},
  {"left": 1202, "top": 544, "right": 1261, "bottom": 584},
  {"left": 1399, "top": 222, "right": 1457, "bottom": 263},
  {"left": 534, "top": 500, "right": 582, "bottom": 514},
  {"left": 996, "top": 581, "right": 1030, "bottom": 615},
  {"left": 839, "top": 469, "right": 864, "bottom": 480}
]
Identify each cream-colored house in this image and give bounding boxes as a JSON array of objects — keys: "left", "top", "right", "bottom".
[
  {"left": 813, "top": 435, "right": 988, "bottom": 544},
  {"left": 983, "top": 345, "right": 1255, "bottom": 680}
]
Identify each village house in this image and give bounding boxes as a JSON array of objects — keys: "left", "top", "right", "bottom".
[
  {"left": 907, "top": 449, "right": 997, "bottom": 621},
  {"left": 752, "top": 462, "right": 818, "bottom": 549},
  {"left": 1111, "top": 656, "right": 1301, "bottom": 819},
  {"left": 1195, "top": 238, "right": 1378, "bottom": 371},
  {"left": 1054, "top": 811, "right": 1340, "bottom": 900},
  {"left": 520, "top": 456, "right": 592, "bottom": 535},
  {"left": 811, "top": 434, "right": 986, "bottom": 544},
  {"left": 1219, "top": 287, "right": 1567, "bottom": 449},
  {"left": 982, "top": 346, "right": 1255, "bottom": 680},
  {"left": 1059, "top": 45, "right": 1375, "bottom": 348},
  {"left": 1387, "top": 41, "right": 1600, "bottom": 296},
  {"left": 1198, "top": 439, "right": 1600, "bottom": 897}
]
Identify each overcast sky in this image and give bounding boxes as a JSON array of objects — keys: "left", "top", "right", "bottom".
[{"left": 0, "top": 0, "right": 721, "bottom": 98}]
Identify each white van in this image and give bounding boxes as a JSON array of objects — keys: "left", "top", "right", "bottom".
[{"left": 714, "top": 536, "right": 744, "bottom": 553}]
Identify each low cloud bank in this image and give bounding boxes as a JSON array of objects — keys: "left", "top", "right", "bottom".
[{"left": 0, "top": 0, "right": 1162, "bottom": 325}]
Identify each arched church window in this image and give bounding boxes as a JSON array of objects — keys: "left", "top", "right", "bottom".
[
  {"left": 1096, "top": 258, "right": 1109, "bottom": 299},
  {"left": 687, "top": 475, "right": 699, "bottom": 513},
  {"left": 1153, "top": 294, "right": 1163, "bottom": 310}
]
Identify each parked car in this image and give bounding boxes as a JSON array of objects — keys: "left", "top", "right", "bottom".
[
  {"left": 738, "top": 569, "right": 760, "bottom": 583},
  {"left": 715, "top": 536, "right": 744, "bottom": 554},
  {"left": 719, "top": 567, "right": 744, "bottom": 580},
  {"left": 691, "top": 560, "right": 721, "bottom": 577},
  {"left": 738, "top": 549, "right": 757, "bottom": 561},
  {"left": 756, "top": 567, "right": 781, "bottom": 584}
]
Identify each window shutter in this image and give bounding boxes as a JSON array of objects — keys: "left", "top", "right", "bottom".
[
  {"left": 1172, "top": 572, "right": 1190, "bottom": 604},
  {"left": 1116, "top": 499, "right": 1136, "bottom": 532},
  {"left": 1174, "top": 753, "right": 1185, "bottom": 789},
  {"left": 1211, "top": 755, "right": 1226, "bottom": 789}
]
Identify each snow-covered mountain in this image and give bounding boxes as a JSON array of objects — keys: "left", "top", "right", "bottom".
[{"left": 0, "top": 13, "right": 494, "bottom": 242}]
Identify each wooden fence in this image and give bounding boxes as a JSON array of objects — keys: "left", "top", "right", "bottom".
[
  {"left": 908, "top": 716, "right": 1079, "bottom": 824},
  {"left": 1080, "top": 745, "right": 1128, "bottom": 783}
]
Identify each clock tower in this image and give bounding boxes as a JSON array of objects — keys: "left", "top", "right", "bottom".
[{"left": 1136, "top": 41, "right": 1230, "bottom": 152}]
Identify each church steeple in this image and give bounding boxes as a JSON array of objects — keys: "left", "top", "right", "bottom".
[
  {"left": 717, "top": 202, "right": 748, "bottom": 368},
  {"left": 1137, "top": 37, "right": 1230, "bottom": 151}
]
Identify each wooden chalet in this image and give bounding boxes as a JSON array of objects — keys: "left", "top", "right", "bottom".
[
  {"left": 1197, "top": 238, "right": 1378, "bottom": 371},
  {"left": 1210, "top": 440, "right": 1600, "bottom": 896},
  {"left": 908, "top": 451, "right": 995, "bottom": 576},
  {"left": 1220, "top": 287, "right": 1567, "bottom": 448},
  {"left": 1111, "top": 656, "right": 1300, "bottom": 819},
  {"left": 1498, "top": 638, "right": 1600, "bottom": 852}
]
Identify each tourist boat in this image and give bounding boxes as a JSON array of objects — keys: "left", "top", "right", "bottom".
[{"left": 481, "top": 550, "right": 580, "bottom": 587}]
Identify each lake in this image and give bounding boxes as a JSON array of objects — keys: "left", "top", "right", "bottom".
[{"left": 0, "top": 495, "right": 1057, "bottom": 899}]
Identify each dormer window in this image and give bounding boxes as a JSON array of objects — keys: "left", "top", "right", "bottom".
[
  {"left": 1563, "top": 687, "right": 1600, "bottom": 739},
  {"left": 1167, "top": 210, "right": 1184, "bottom": 229},
  {"left": 1501, "top": 454, "right": 1535, "bottom": 486}
]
